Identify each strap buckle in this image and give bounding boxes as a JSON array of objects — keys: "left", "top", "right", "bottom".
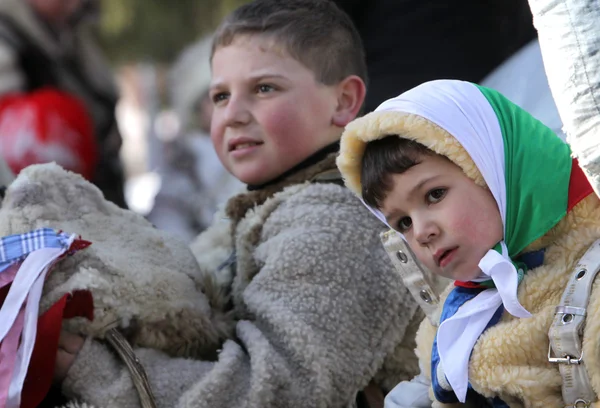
[
  {"left": 565, "top": 398, "right": 592, "bottom": 408},
  {"left": 548, "top": 344, "right": 583, "bottom": 365}
]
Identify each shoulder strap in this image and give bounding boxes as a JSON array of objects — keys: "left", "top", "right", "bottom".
[
  {"left": 548, "top": 239, "right": 600, "bottom": 407},
  {"left": 380, "top": 230, "right": 450, "bottom": 325}
]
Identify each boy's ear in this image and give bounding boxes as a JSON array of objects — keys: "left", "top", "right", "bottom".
[{"left": 332, "top": 75, "right": 366, "bottom": 127}]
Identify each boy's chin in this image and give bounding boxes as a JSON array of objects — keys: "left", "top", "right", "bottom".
[
  {"left": 229, "top": 162, "right": 290, "bottom": 186},
  {"left": 453, "top": 270, "right": 484, "bottom": 283},
  {"left": 232, "top": 169, "right": 276, "bottom": 186},
  {"left": 438, "top": 266, "right": 481, "bottom": 282}
]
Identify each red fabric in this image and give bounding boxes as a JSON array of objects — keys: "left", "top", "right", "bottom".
[
  {"left": 454, "top": 281, "right": 486, "bottom": 289},
  {"left": 21, "top": 294, "right": 68, "bottom": 408},
  {"left": 21, "top": 290, "right": 94, "bottom": 408},
  {"left": 67, "top": 239, "right": 92, "bottom": 255},
  {"left": 0, "top": 88, "right": 97, "bottom": 180},
  {"left": 0, "top": 288, "right": 94, "bottom": 408},
  {"left": 567, "top": 158, "right": 594, "bottom": 212},
  {"left": 0, "top": 283, "right": 8, "bottom": 305}
]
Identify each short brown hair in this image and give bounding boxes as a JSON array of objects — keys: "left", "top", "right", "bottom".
[
  {"left": 361, "top": 136, "right": 434, "bottom": 209},
  {"left": 211, "top": 0, "right": 367, "bottom": 86}
]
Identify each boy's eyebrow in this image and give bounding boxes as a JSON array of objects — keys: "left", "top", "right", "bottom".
[
  {"left": 209, "top": 73, "right": 289, "bottom": 90},
  {"left": 209, "top": 79, "right": 226, "bottom": 91},
  {"left": 407, "top": 175, "right": 442, "bottom": 198},
  {"left": 248, "top": 73, "right": 288, "bottom": 81}
]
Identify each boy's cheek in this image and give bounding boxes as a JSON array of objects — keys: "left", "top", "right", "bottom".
[{"left": 411, "top": 248, "right": 435, "bottom": 273}]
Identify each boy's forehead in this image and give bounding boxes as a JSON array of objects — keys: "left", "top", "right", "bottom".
[
  {"left": 216, "top": 34, "right": 290, "bottom": 59},
  {"left": 210, "top": 34, "right": 318, "bottom": 85}
]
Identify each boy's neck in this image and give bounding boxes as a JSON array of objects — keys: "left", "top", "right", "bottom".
[{"left": 247, "top": 141, "right": 340, "bottom": 191}]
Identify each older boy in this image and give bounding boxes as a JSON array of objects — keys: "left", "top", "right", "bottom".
[{"left": 53, "top": 1, "right": 420, "bottom": 407}]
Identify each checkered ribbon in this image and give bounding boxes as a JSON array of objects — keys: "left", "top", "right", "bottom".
[
  {"left": 0, "top": 228, "right": 71, "bottom": 266},
  {"left": 0, "top": 228, "right": 75, "bottom": 408}
]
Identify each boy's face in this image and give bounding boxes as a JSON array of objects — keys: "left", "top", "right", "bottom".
[
  {"left": 210, "top": 35, "right": 343, "bottom": 185},
  {"left": 380, "top": 154, "right": 503, "bottom": 282}
]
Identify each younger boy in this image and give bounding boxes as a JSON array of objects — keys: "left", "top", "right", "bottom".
[
  {"left": 53, "top": 1, "right": 421, "bottom": 407},
  {"left": 337, "top": 79, "right": 600, "bottom": 407}
]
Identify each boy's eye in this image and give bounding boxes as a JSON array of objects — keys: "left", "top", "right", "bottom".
[
  {"left": 396, "top": 217, "right": 412, "bottom": 232},
  {"left": 211, "top": 92, "right": 229, "bottom": 104},
  {"left": 427, "top": 188, "right": 446, "bottom": 203},
  {"left": 256, "top": 84, "right": 275, "bottom": 93}
]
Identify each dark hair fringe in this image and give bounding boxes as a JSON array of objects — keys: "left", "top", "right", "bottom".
[{"left": 361, "top": 136, "right": 433, "bottom": 209}]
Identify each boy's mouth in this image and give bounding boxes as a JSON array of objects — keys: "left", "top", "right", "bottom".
[
  {"left": 228, "top": 137, "right": 264, "bottom": 152},
  {"left": 231, "top": 142, "right": 261, "bottom": 151},
  {"left": 435, "top": 247, "right": 458, "bottom": 267}
]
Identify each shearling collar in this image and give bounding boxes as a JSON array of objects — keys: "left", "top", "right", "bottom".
[{"left": 225, "top": 152, "right": 339, "bottom": 229}]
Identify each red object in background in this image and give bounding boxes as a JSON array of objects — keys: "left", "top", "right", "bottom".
[{"left": 0, "top": 88, "right": 97, "bottom": 180}]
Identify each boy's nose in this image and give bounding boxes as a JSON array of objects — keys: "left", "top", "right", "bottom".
[
  {"left": 414, "top": 219, "right": 439, "bottom": 245},
  {"left": 223, "top": 96, "right": 252, "bottom": 127}
]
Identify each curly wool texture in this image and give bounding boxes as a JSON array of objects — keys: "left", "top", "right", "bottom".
[
  {"left": 58, "top": 156, "right": 422, "bottom": 408},
  {"left": 337, "top": 111, "right": 486, "bottom": 199},
  {"left": 0, "top": 163, "right": 234, "bottom": 360}
]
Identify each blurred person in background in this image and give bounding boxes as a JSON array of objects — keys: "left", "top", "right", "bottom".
[
  {"left": 147, "top": 36, "right": 243, "bottom": 241},
  {"left": 335, "top": 0, "right": 537, "bottom": 112},
  {"left": 0, "top": 0, "right": 127, "bottom": 207},
  {"left": 0, "top": 152, "right": 12, "bottom": 189}
]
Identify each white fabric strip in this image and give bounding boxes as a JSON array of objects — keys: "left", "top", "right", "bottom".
[
  {"left": 437, "top": 243, "right": 531, "bottom": 401},
  {"left": 369, "top": 80, "right": 531, "bottom": 402},
  {"left": 7, "top": 261, "right": 54, "bottom": 408}
]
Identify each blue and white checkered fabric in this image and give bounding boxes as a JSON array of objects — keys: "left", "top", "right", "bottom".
[{"left": 0, "top": 228, "right": 71, "bottom": 273}]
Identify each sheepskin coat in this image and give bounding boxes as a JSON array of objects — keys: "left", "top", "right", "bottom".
[{"left": 52, "top": 153, "right": 421, "bottom": 408}]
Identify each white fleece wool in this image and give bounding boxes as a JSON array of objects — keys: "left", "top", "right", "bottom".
[
  {"left": 61, "top": 175, "right": 422, "bottom": 408},
  {"left": 0, "top": 163, "right": 233, "bottom": 359}
]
